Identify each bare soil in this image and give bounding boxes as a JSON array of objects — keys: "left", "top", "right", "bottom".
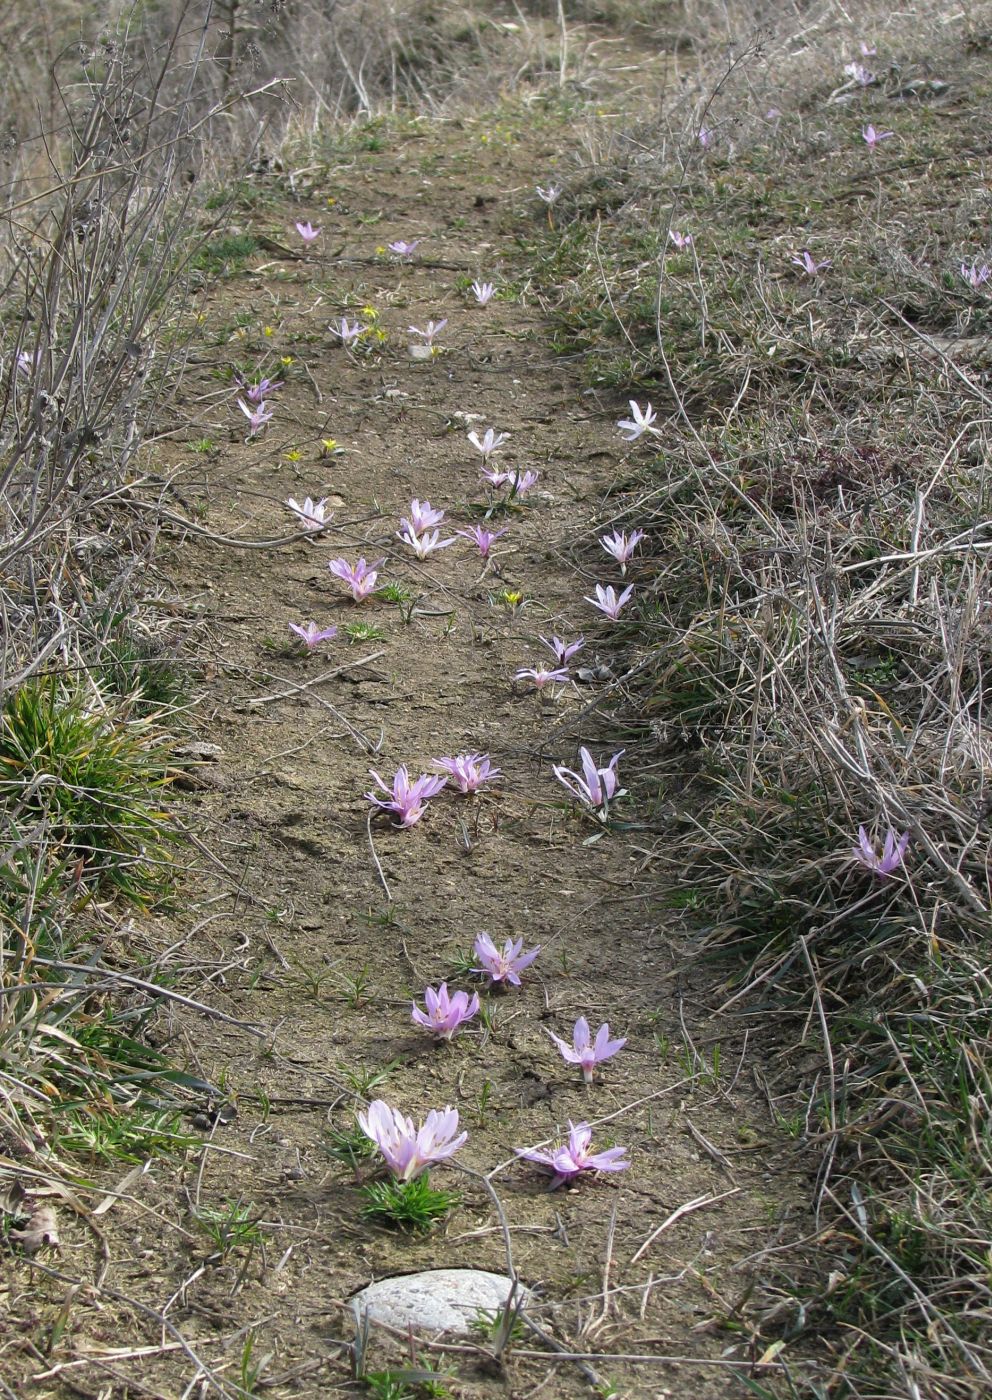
[{"left": 4, "top": 103, "right": 812, "bottom": 1400}]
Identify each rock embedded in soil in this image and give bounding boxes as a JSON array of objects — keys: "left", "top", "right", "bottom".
[{"left": 350, "top": 1268, "right": 522, "bottom": 1335}]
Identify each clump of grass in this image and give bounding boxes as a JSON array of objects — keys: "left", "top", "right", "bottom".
[
  {"left": 194, "top": 1200, "right": 267, "bottom": 1259},
  {"left": 53, "top": 1107, "right": 199, "bottom": 1164},
  {"left": 0, "top": 677, "right": 174, "bottom": 901},
  {"left": 360, "top": 1175, "right": 460, "bottom": 1232}
]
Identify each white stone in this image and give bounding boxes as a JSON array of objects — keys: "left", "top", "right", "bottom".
[{"left": 351, "top": 1268, "right": 521, "bottom": 1335}]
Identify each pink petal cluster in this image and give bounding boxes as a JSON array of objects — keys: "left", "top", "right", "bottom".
[
  {"left": 548, "top": 1017, "right": 626, "bottom": 1083},
  {"left": 288, "top": 621, "right": 337, "bottom": 649},
  {"left": 328, "top": 556, "right": 385, "bottom": 601},
  {"left": 473, "top": 933, "right": 540, "bottom": 988},
  {"left": 852, "top": 826, "right": 910, "bottom": 877},
  {"left": 295, "top": 221, "right": 320, "bottom": 244},
  {"left": 514, "top": 665, "right": 568, "bottom": 690},
  {"left": 457, "top": 524, "right": 507, "bottom": 557},
  {"left": 433, "top": 753, "right": 500, "bottom": 793},
  {"left": 411, "top": 984, "right": 480, "bottom": 1040},
  {"left": 586, "top": 583, "right": 634, "bottom": 620},
  {"left": 540, "top": 635, "right": 585, "bottom": 665},
  {"left": 516, "top": 1121, "right": 629, "bottom": 1188},
  {"left": 366, "top": 767, "right": 447, "bottom": 828},
  {"left": 286, "top": 496, "right": 333, "bottom": 531},
  {"left": 358, "top": 1099, "right": 466, "bottom": 1179},
  {"left": 237, "top": 398, "right": 273, "bottom": 436},
  {"left": 553, "top": 747, "right": 624, "bottom": 812},
  {"left": 600, "top": 528, "right": 645, "bottom": 570}
]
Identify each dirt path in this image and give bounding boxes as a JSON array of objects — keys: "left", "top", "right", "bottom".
[{"left": 17, "top": 112, "right": 805, "bottom": 1399}]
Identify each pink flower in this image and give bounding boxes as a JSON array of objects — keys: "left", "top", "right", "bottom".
[
  {"left": 509, "top": 469, "right": 540, "bottom": 497},
  {"left": 471, "top": 281, "right": 495, "bottom": 305},
  {"left": 600, "top": 528, "right": 645, "bottom": 571},
  {"left": 358, "top": 1100, "right": 466, "bottom": 1179},
  {"left": 585, "top": 583, "right": 634, "bottom": 621},
  {"left": 407, "top": 319, "right": 447, "bottom": 346},
  {"left": 852, "top": 826, "right": 910, "bottom": 877},
  {"left": 473, "top": 933, "right": 540, "bottom": 988},
  {"left": 328, "top": 556, "right": 385, "bottom": 602},
  {"left": 516, "top": 1121, "right": 629, "bottom": 1188},
  {"left": 286, "top": 496, "right": 333, "bottom": 532},
  {"left": 548, "top": 1017, "right": 626, "bottom": 1084},
  {"left": 237, "top": 398, "right": 273, "bottom": 437},
  {"left": 366, "top": 766, "right": 447, "bottom": 827},
  {"left": 433, "top": 753, "right": 501, "bottom": 793},
  {"left": 480, "top": 464, "right": 513, "bottom": 488},
  {"left": 698, "top": 125, "right": 714, "bottom": 149},
  {"left": 331, "top": 317, "right": 367, "bottom": 346},
  {"left": 468, "top": 427, "right": 509, "bottom": 460},
  {"left": 457, "top": 524, "right": 507, "bottom": 557},
  {"left": 535, "top": 184, "right": 562, "bottom": 205},
  {"left": 397, "top": 524, "right": 456, "bottom": 558},
  {"left": 961, "top": 261, "right": 991, "bottom": 291},
  {"left": 539, "top": 635, "right": 585, "bottom": 665},
  {"left": 862, "top": 124, "right": 893, "bottom": 151},
  {"left": 553, "top": 747, "right": 624, "bottom": 813},
  {"left": 295, "top": 221, "right": 320, "bottom": 244},
  {"left": 288, "top": 621, "right": 338, "bottom": 650},
  {"left": 388, "top": 239, "right": 421, "bottom": 257},
  {"left": 791, "top": 249, "right": 831, "bottom": 276},
  {"left": 243, "top": 375, "right": 283, "bottom": 402},
  {"left": 668, "top": 230, "right": 692, "bottom": 250},
  {"left": 403, "top": 499, "right": 445, "bottom": 533},
  {"left": 412, "top": 984, "right": 480, "bottom": 1040},
  {"left": 514, "top": 665, "right": 569, "bottom": 691}
]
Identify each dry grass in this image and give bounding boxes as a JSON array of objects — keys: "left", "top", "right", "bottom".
[{"left": 530, "top": 2, "right": 992, "bottom": 1395}]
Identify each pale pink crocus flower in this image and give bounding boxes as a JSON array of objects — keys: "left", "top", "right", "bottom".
[
  {"left": 288, "top": 621, "right": 338, "bottom": 650},
  {"left": 669, "top": 230, "right": 692, "bottom": 251},
  {"left": 397, "top": 524, "right": 456, "bottom": 558},
  {"left": 600, "top": 528, "right": 645, "bottom": 571},
  {"left": 862, "top": 124, "right": 893, "bottom": 151},
  {"left": 860, "top": 42, "right": 877, "bottom": 57},
  {"left": 331, "top": 317, "right": 367, "bottom": 346},
  {"left": 408, "top": 318, "right": 448, "bottom": 346},
  {"left": 516, "top": 1121, "right": 629, "bottom": 1188},
  {"left": 586, "top": 583, "right": 634, "bottom": 620},
  {"left": 412, "top": 984, "right": 480, "bottom": 1040},
  {"left": 388, "top": 238, "right": 421, "bottom": 257},
  {"left": 433, "top": 753, "right": 501, "bottom": 793},
  {"left": 16, "top": 349, "right": 40, "bottom": 376},
  {"left": 468, "top": 427, "right": 509, "bottom": 460},
  {"left": 548, "top": 1018, "right": 627, "bottom": 1084},
  {"left": 328, "top": 556, "right": 385, "bottom": 602},
  {"left": 365, "top": 766, "right": 447, "bottom": 828},
  {"left": 540, "top": 635, "right": 585, "bottom": 666},
  {"left": 244, "top": 376, "right": 283, "bottom": 402},
  {"left": 510, "top": 469, "right": 540, "bottom": 497},
  {"left": 698, "top": 125, "right": 714, "bottom": 149},
  {"left": 404, "top": 499, "right": 445, "bottom": 533},
  {"left": 473, "top": 933, "right": 540, "bottom": 988},
  {"left": 457, "top": 524, "right": 507, "bottom": 557},
  {"left": 792, "top": 249, "right": 831, "bottom": 276},
  {"left": 471, "top": 281, "right": 496, "bottom": 305},
  {"left": 961, "top": 261, "right": 991, "bottom": 291},
  {"left": 514, "top": 665, "right": 569, "bottom": 691},
  {"left": 295, "top": 221, "right": 320, "bottom": 244},
  {"left": 286, "top": 496, "right": 333, "bottom": 532},
  {"left": 553, "top": 747, "right": 624, "bottom": 813},
  {"left": 358, "top": 1100, "right": 466, "bottom": 1179},
  {"left": 536, "top": 184, "right": 562, "bottom": 205},
  {"left": 237, "top": 398, "right": 273, "bottom": 437},
  {"left": 617, "top": 401, "right": 659, "bottom": 442},
  {"left": 480, "top": 464, "right": 513, "bottom": 488},
  {"left": 852, "top": 826, "right": 910, "bottom": 877}
]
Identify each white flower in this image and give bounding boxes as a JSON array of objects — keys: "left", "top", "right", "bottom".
[{"left": 616, "top": 401, "right": 659, "bottom": 442}]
